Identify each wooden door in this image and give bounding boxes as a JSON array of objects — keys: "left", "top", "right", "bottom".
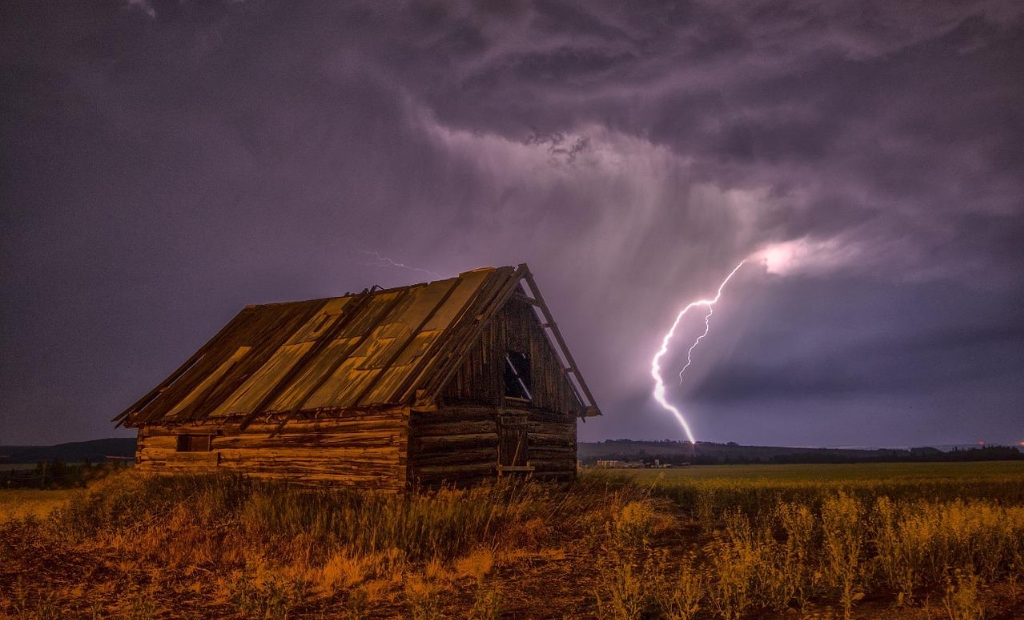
[{"left": 498, "top": 414, "right": 528, "bottom": 467}]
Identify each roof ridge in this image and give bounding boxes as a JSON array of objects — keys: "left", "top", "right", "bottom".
[{"left": 239, "top": 268, "right": 503, "bottom": 310}]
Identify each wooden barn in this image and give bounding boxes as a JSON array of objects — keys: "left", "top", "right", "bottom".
[{"left": 114, "top": 265, "right": 600, "bottom": 490}]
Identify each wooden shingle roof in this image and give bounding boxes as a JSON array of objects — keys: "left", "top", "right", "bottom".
[{"left": 115, "top": 265, "right": 600, "bottom": 428}]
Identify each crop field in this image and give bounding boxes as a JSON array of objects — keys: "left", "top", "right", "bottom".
[
  {"left": 626, "top": 461, "right": 1024, "bottom": 482},
  {"left": 1, "top": 462, "right": 1022, "bottom": 619}
]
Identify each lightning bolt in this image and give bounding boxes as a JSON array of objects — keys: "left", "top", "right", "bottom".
[
  {"left": 678, "top": 305, "right": 716, "bottom": 385},
  {"left": 651, "top": 260, "right": 746, "bottom": 444},
  {"left": 359, "top": 251, "right": 444, "bottom": 280}
]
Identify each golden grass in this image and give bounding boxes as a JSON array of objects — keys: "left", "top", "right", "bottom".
[
  {"left": 1, "top": 464, "right": 1023, "bottom": 619},
  {"left": 0, "top": 488, "right": 81, "bottom": 522}
]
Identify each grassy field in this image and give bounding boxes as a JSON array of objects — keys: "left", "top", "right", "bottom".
[
  {"left": 1, "top": 463, "right": 1022, "bottom": 619},
  {"left": 0, "top": 488, "right": 82, "bottom": 522},
  {"left": 626, "top": 461, "right": 1024, "bottom": 482}
]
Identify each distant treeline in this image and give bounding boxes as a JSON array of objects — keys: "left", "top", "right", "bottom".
[
  {"left": 764, "top": 446, "right": 1023, "bottom": 465},
  {"left": 0, "top": 460, "right": 129, "bottom": 489},
  {"left": 580, "top": 442, "right": 1023, "bottom": 466},
  {"left": 0, "top": 437, "right": 136, "bottom": 464}
]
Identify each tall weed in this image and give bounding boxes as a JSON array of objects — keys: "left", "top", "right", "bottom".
[
  {"left": 820, "top": 493, "right": 864, "bottom": 619},
  {"left": 657, "top": 552, "right": 704, "bottom": 620},
  {"left": 943, "top": 569, "right": 985, "bottom": 620}
]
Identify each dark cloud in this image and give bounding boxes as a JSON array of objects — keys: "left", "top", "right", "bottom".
[{"left": 1, "top": 0, "right": 1021, "bottom": 446}]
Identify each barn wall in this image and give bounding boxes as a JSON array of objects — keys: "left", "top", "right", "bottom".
[
  {"left": 407, "top": 403, "right": 577, "bottom": 485},
  {"left": 415, "top": 296, "right": 580, "bottom": 485},
  {"left": 520, "top": 405, "right": 577, "bottom": 479},
  {"left": 134, "top": 407, "right": 409, "bottom": 491},
  {"left": 439, "top": 296, "right": 582, "bottom": 416},
  {"left": 408, "top": 405, "right": 498, "bottom": 487}
]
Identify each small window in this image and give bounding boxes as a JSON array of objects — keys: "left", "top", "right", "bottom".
[
  {"left": 504, "top": 351, "right": 532, "bottom": 400},
  {"left": 176, "top": 434, "right": 212, "bottom": 452}
]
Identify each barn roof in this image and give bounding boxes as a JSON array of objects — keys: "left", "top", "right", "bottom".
[{"left": 115, "top": 265, "right": 600, "bottom": 429}]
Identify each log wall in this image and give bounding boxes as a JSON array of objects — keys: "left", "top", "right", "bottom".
[
  {"left": 521, "top": 406, "right": 577, "bottom": 479},
  {"left": 408, "top": 405, "right": 498, "bottom": 486},
  {"left": 407, "top": 403, "right": 577, "bottom": 486},
  {"left": 414, "top": 296, "right": 580, "bottom": 486},
  {"left": 134, "top": 407, "right": 409, "bottom": 491}
]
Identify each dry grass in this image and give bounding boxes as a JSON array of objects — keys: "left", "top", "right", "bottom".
[
  {"left": 1, "top": 464, "right": 1023, "bottom": 619},
  {"left": 0, "top": 489, "right": 81, "bottom": 523}
]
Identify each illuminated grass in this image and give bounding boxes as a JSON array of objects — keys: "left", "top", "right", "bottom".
[
  {"left": 1, "top": 463, "right": 1023, "bottom": 618},
  {"left": 619, "top": 460, "right": 1024, "bottom": 482},
  {"left": 0, "top": 488, "right": 81, "bottom": 522}
]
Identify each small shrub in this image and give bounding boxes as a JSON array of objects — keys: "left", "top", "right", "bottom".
[
  {"left": 318, "top": 549, "right": 369, "bottom": 594},
  {"left": 455, "top": 547, "right": 495, "bottom": 584},
  {"left": 614, "top": 500, "right": 655, "bottom": 549},
  {"left": 405, "top": 575, "right": 443, "bottom": 620},
  {"left": 659, "top": 553, "right": 704, "bottom": 620},
  {"left": 594, "top": 554, "right": 647, "bottom": 620},
  {"left": 943, "top": 569, "right": 985, "bottom": 620}
]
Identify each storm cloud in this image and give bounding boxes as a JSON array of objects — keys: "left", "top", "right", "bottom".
[{"left": 2, "top": 0, "right": 1022, "bottom": 446}]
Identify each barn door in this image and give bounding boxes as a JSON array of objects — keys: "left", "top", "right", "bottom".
[{"left": 498, "top": 413, "right": 528, "bottom": 468}]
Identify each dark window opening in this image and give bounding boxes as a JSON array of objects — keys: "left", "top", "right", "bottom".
[
  {"left": 504, "top": 351, "right": 532, "bottom": 400},
  {"left": 176, "top": 434, "right": 212, "bottom": 452}
]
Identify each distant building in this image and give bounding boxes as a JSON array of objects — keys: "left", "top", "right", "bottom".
[
  {"left": 594, "top": 460, "right": 644, "bottom": 469},
  {"left": 115, "top": 265, "right": 600, "bottom": 490}
]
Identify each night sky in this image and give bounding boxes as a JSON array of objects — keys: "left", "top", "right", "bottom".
[{"left": 2, "top": 1, "right": 1022, "bottom": 448}]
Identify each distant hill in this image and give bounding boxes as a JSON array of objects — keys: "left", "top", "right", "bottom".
[
  {"left": 3, "top": 437, "right": 1017, "bottom": 467},
  {"left": 0, "top": 438, "right": 136, "bottom": 464},
  {"left": 578, "top": 440, "right": 1023, "bottom": 465}
]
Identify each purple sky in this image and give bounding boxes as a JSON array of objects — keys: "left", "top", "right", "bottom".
[{"left": 2, "top": 0, "right": 1022, "bottom": 447}]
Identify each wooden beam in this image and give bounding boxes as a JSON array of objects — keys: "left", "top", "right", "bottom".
[
  {"left": 521, "top": 269, "right": 601, "bottom": 417},
  {"left": 511, "top": 292, "right": 541, "bottom": 306},
  {"left": 497, "top": 465, "right": 535, "bottom": 473}
]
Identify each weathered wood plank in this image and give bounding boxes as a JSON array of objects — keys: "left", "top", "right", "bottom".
[
  {"left": 414, "top": 406, "right": 497, "bottom": 423},
  {"left": 527, "top": 420, "right": 575, "bottom": 435},
  {"left": 413, "top": 448, "right": 496, "bottom": 468},
  {"left": 527, "top": 411, "right": 576, "bottom": 424},
  {"left": 414, "top": 463, "right": 497, "bottom": 483},
  {"left": 528, "top": 447, "right": 576, "bottom": 460},
  {"left": 139, "top": 409, "right": 407, "bottom": 436},
  {"left": 227, "top": 462, "right": 399, "bottom": 476},
  {"left": 214, "top": 433, "right": 400, "bottom": 450},
  {"left": 413, "top": 433, "right": 497, "bottom": 451},
  {"left": 411, "top": 420, "right": 497, "bottom": 437},
  {"left": 528, "top": 432, "right": 575, "bottom": 446}
]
